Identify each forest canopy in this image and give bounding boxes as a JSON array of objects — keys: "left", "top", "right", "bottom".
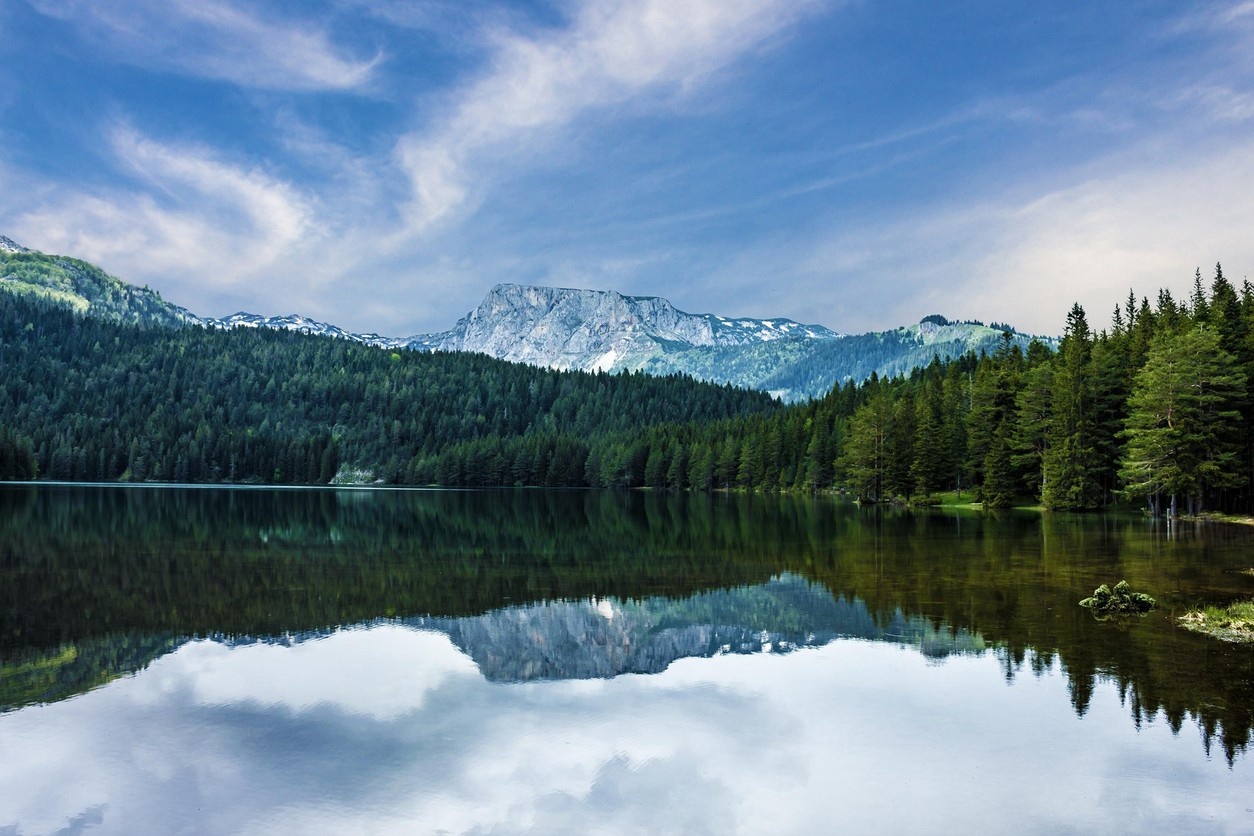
[{"left": 3, "top": 264, "right": 1253, "bottom": 516}]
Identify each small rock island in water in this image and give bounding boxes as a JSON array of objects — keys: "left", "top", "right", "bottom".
[{"left": 1079, "top": 581, "right": 1157, "bottom": 619}]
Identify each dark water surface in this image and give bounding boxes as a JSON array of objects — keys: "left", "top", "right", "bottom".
[{"left": 2, "top": 485, "right": 1253, "bottom": 834}]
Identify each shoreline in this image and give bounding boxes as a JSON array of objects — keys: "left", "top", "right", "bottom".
[{"left": 7, "top": 481, "right": 1254, "bottom": 528}]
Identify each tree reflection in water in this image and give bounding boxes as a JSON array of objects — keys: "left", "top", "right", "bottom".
[{"left": 2, "top": 484, "right": 1253, "bottom": 761}]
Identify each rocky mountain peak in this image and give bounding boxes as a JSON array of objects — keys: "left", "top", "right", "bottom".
[
  {"left": 0, "top": 235, "right": 30, "bottom": 254},
  {"left": 411, "top": 282, "right": 841, "bottom": 375}
]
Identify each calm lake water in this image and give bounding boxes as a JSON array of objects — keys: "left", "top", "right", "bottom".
[{"left": 2, "top": 485, "right": 1254, "bottom": 834}]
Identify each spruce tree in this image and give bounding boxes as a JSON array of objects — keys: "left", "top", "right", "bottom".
[
  {"left": 1119, "top": 326, "right": 1245, "bottom": 515},
  {"left": 911, "top": 377, "right": 949, "bottom": 496},
  {"left": 1011, "top": 357, "right": 1052, "bottom": 497},
  {"left": 1042, "top": 304, "right": 1101, "bottom": 509},
  {"left": 840, "top": 387, "right": 893, "bottom": 502},
  {"left": 981, "top": 424, "right": 1015, "bottom": 508}
]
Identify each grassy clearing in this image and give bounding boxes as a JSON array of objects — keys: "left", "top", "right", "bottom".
[
  {"left": 918, "top": 490, "right": 1042, "bottom": 511},
  {"left": 921, "top": 490, "right": 980, "bottom": 508},
  {"left": 1179, "top": 600, "right": 1254, "bottom": 644},
  {"left": 1195, "top": 512, "right": 1254, "bottom": 527}
]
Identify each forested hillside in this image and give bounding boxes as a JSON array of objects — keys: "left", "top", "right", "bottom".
[
  {"left": 505, "top": 264, "right": 1248, "bottom": 515},
  {"left": 0, "top": 247, "right": 198, "bottom": 328},
  {"left": 2, "top": 240, "right": 1044, "bottom": 405},
  {"left": 637, "top": 317, "right": 1039, "bottom": 401},
  {"left": 4, "top": 258, "right": 1252, "bottom": 515},
  {"left": 0, "top": 292, "right": 778, "bottom": 484}
]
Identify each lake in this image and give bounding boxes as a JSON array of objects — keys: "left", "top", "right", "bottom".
[{"left": 2, "top": 484, "right": 1253, "bottom": 834}]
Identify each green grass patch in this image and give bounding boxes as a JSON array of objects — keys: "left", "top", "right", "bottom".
[
  {"left": 927, "top": 490, "right": 980, "bottom": 508},
  {"left": 922, "top": 490, "right": 1044, "bottom": 512},
  {"left": 1193, "top": 512, "right": 1254, "bottom": 527},
  {"left": 1179, "top": 600, "right": 1254, "bottom": 643}
]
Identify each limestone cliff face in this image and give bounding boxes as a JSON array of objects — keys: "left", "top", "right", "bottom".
[
  {"left": 400, "top": 283, "right": 1049, "bottom": 402},
  {"left": 405, "top": 283, "right": 839, "bottom": 373}
]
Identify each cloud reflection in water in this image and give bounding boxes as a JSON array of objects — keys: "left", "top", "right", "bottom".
[{"left": 1, "top": 624, "right": 1250, "bottom": 835}]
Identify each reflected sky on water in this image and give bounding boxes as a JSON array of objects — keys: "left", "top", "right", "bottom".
[
  {"left": 2, "top": 485, "right": 1254, "bottom": 833},
  {"left": 4, "top": 624, "right": 1251, "bottom": 836}
]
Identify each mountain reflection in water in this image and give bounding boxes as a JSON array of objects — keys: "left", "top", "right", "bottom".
[
  {"left": 3, "top": 484, "right": 1254, "bottom": 763},
  {"left": 419, "top": 577, "right": 985, "bottom": 683}
]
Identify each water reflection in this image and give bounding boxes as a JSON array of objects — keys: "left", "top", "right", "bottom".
[
  {"left": 3, "top": 485, "right": 1254, "bottom": 764},
  {"left": 1, "top": 627, "right": 1250, "bottom": 835},
  {"left": 418, "top": 576, "right": 985, "bottom": 683}
]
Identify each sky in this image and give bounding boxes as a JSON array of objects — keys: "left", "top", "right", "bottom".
[{"left": 2, "top": 1, "right": 1254, "bottom": 337}]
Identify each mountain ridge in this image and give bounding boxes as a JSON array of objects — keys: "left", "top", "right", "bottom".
[
  {"left": 0, "top": 237, "right": 201, "bottom": 328},
  {"left": 403, "top": 282, "right": 844, "bottom": 370},
  {"left": 0, "top": 235, "right": 1050, "bottom": 401},
  {"left": 213, "top": 282, "right": 1047, "bottom": 401}
]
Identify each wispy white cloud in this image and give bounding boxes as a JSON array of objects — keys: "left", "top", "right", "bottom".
[
  {"left": 670, "top": 2, "right": 1254, "bottom": 336},
  {"left": 4, "top": 0, "right": 828, "bottom": 329},
  {"left": 716, "top": 138, "right": 1254, "bottom": 337},
  {"left": 14, "top": 0, "right": 1252, "bottom": 342},
  {"left": 1173, "top": 84, "right": 1254, "bottom": 123},
  {"left": 1169, "top": 0, "right": 1254, "bottom": 33},
  {"left": 394, "top": 0, "right": 822, "bottom": 231},
  {"left": 26, "top": 0, "right": 379, "bottom": 91},
  {"left": 6, "top": 126, "right": 315, "bottom": 313},
  {"left": 959, "top": 143, "right": 1254, "bottom": 331}
]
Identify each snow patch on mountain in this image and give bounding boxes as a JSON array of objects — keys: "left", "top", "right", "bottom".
[
  {"left": 398, "top": 283, "right": 842, "bottom": 371},
  {"left": 206, "top": 312, "right": 408, "bottom": 349},
  {"left": 202, "top": 284, "right": 1047, "bottom": 401},
  {"left": 0, "top": 235, "right": 30, "bottom": 254}
]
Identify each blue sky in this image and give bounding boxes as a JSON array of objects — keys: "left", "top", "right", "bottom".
[{"left": 2, "top": 1, "right": 1253, "bottom": 337}]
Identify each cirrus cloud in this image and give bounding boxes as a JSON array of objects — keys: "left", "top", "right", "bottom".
[
  {"left": 6, "top": 125, "right": 315, "bottom": 314},
  {"left": 25, "top": 0, "right": 380, "bottom": 91},
  {"left": 395, "top": 0, "right": 823, "bottom": 230}
]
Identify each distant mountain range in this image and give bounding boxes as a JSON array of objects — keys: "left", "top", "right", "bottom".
[{"left": 1, "top": 236, "right": 1051, "bottom": 401}]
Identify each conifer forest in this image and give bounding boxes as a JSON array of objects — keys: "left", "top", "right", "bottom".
[{"left": 3, "top": 264, "right": 1253, "bottom": 516}]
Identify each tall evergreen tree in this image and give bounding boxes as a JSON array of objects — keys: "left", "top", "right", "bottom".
[
  {"left": 1011, "top": 355, "right": 1052, "bottom": 497},
  {"left": 941, "top": 363, "right": 971, "bottom": 494},
  {"left": 910, "top": 376, "right": 949, "bottom": 496},
  {"left": 1042, "top": 304, "right": 1102, "bottom": 509},
  {"left": 840, "top": 386, "right": 894, "bottom": 502},
  {"left": 981, "top": 424, "right": 1015, "bottom": 508},
  {"left": 1119, "top": 326, "right": 1245, "bottom": 515}
]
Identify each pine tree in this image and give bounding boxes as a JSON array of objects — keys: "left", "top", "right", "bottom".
[
  {"left": 982, "top": 424, "right": 1015, "bottom": 508},
  {"left": 911, "top": 377, "right": 949, "bottom": 496},
  {"left": 840, "top": 387, "right": 893, "bottom": 502},
  {"left": 1088, "top": 337, "right": 1131, "bottom": 502},
  {"left": 1042, "top": 304, "right": 1101, "bottom": 509},
  {"left": 1011, "top": 358, "right": 1052, "bottom": 497},
  {"left": 966, "top": 334, "right": 1021, "bottom": 501},
  {"left": 941, "top": 363, "right": 970, "bottom": 494},
  {"left": 665, "top": 442, "right": 688, "bottom": 490},
  {"left": 801, "top": 419, "right": 834, "bottom": 491},
  {"left": 1119, "top": 326, "right": 1245, "bottom": 515},
  {"left": 688, "top": 442, "right": 714, "bottom": 491},
  {"left": 884, "top": 388, "right": 916, "bottom": 499}
]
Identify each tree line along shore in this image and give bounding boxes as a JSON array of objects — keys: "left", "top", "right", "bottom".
[{"left": 3, "top": 265, "right": 1254, "bottom": 517}]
